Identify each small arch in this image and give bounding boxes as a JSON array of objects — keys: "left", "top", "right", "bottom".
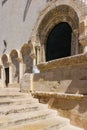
[
  {"left": 1, "top": 54, "right": 9, "bottom": 86},
  {"left": 10, "top": 49, "right": 19, "bottom": 83},
  {"left": 21, "top": 43, "right": 33, "bottom": 73}
]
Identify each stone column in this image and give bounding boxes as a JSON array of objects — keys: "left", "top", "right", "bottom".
[
  {"left": 83, "top": 45, "right": 87, "bottom": 53},
  {"left": 35, "top": 46, "right": 40, "bottom": 64},
  {"left": 17, "top": 58, "right": 24, "bottom": 83},
  {"left": 9, "top": 62, "right": 13, "bottom": 84},
  {"left": 1, "top": 66, "right": 5, "bottom": 87},
  {"left": 71, "top": 30, "right": 79, "bottom": 55},
  {"left": 29, "top": 74, "right": 34, "bottom": 91}
]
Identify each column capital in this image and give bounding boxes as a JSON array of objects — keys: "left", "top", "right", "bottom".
[
  {"left": 35, "top": 45, "right": 40, "bottom": 50},
  {"left": 16, "top": 57, "right": 23, "bottom": 63},
  {"left": 73, "top": 29, "right": 79, "bottom": 35},
  {"left": 30, "top": 53, "right": 36, "bottom": 59},
  {"left": 0, "top": 64, "right": 3, "bottom": 68},
  {"left": 7, "top": 61, "right": 12, "bottom": 66}
]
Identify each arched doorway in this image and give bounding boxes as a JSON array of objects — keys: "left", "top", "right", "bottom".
[
  {"left": 10, "top": 50, "right": 19, "bottom": 83},
  {"left": 2, "top": 54, "right": 9, "bottom": 86},
  {"left": 21, "top": 43, "right": 33, "bottom": 73},
  {"left": 46, "top": 22, "right": 72, "bottom": 61},
  {"left": 33, "top": 5, "right": 79, "bottom": 63}
]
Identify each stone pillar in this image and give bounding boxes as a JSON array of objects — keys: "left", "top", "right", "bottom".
[
  {"left": 83, "top": 45, "right": 87, "bottom": 53},
  {"left": 71, "top": 30, "right": 79, "bottom": 55},
  {"left": 1, "top": 66, "right": 5, "bottom": 87},
  {"left": 30, "top": 74, "right": 34, "bottom": 91},
  {"left": 9, "top": 62, "right": 13, "bottom": 84},
  {"left": 17, "top": 58, "right": 24, "bottom": 83},
  {"left": 35, "top": 46, "right": 40, "bottom": 64},
  {"left": 19, "top": 61, "right": 24, "bottom": 82}
]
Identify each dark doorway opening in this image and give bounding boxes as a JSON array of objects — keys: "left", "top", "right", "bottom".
[
  {"left": 5, "top": 67, "right": 9, "bottom": 87},
  {"left": 46, "top": 22, "right": 72, "bottom": 61}
]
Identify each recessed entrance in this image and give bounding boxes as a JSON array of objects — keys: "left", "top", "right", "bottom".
[
  {"left": 46, "top": 22, "right": 72, "bottom": 61},
  {"left": 5, "top": 68, "right": 9, "bottom": 86}
]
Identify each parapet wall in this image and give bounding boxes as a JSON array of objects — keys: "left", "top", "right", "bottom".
[
  {"left": 32, "top": 54, "right": 87, "bottom": 130},
  {"left": 33, "top": 54, "right": 87, "bottom": 94}
]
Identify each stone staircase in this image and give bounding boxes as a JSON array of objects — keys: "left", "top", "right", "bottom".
[{"left": 0, "top": 88, "right": 84, "bottom": 130}]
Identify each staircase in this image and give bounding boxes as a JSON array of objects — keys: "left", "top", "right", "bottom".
[{"left": 0, "top": 88, "right": 84, "bottom": 130}]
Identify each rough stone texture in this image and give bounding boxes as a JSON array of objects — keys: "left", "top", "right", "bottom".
[
  {"left": 0, "top": 88, "right": 83, "bottom": 130},
  {"left": 32, "top": 54, "right": 87, "bottom": 130},
  {"left": 20, "top": 73, "right": 33, "bottom": 93},
  {"left": 37, "top": 54, "right": 87, "bottom": 72}
]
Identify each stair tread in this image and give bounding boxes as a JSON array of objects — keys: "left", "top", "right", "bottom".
[
  {"left": 0, "top": 109, "right": 58, "bottom": 125},
  {"left": 0, "top": 97, "right": 37, "bottom": 104},
  {"left": 0, "top": 103, "right": 48, "bottom": 115},
  {"left": 58, "top": 124, "right": 84, "bottom": 130},
  {"left": 6, "top": 116, "right": 70, "bottom": 130},
  {"left": 0, "top": 88, "right": 84, "bottom": 130}
]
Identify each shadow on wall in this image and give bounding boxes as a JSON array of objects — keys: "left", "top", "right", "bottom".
[
  {"left": 23, "top": 0, "right": 32, "bottom": 22},
  {"left": 2, "top": 0, "right": 8, "bottom": 6}
]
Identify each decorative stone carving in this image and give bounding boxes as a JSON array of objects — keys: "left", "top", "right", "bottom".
[{"left": 32, "top": 5, "right": 79, "bottom": 62}]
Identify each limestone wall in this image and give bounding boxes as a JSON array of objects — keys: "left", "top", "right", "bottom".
[{"left": 32, "top": 54, "right": 87, "bottom": 130}]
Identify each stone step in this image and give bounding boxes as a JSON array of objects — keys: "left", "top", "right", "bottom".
[
  {"left": 0, "top": 109, "right": 58, "bottom": 128},
  {"left": 0, "top": 88, "right": 84, "bottom": 130},
  {"left": 58, "top": 124, "right": 84, "bottom": 130},
  {"left": 6, "top": 116, "right": 70, "bottom": 130},
  {"left": 0, "top": 93, "right": 30, "bottom": 98},
  {"left": 0, "top": 103, "right": 48, "bottom": 115},
  {"left": 0, "top": 90, "right": 30, "bottom": 98},
  {"left": 0, "top": 88, "right": 20, "bottom": 92},
  {"left": 0, "top": 97, "right": 38, "bottom": 105}
]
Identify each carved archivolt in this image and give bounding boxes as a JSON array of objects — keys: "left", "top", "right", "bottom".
[{"left": 31, "top": 4, "right": 79, "bottom": 62}]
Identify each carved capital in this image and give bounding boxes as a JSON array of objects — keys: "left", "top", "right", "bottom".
[
  {"left": 16, "top": 57, "right": 23, "bottom": 63},
  {"left": 73, "top": 29, "right": 79, "bottom": 35},
  {"left": 7, "top": 61, "right": 12, "bottom": 66},
  {"left": 35, "top": 46, "right": 40, "bottom": 50},
  {"left": 30, "top": 53, "right": 36, "bottom": 59},
  {"left": 0, "top": 64, "right": 3, "bottom": 68}
]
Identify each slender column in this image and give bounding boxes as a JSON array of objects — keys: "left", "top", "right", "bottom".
[
  {"left": 9, "top": 62, "right": 13, "bottom": 84},
  {"left": 1, "top": 66, "right": 5, "bottom": 87},
  {"left": 83, "top": 45, "right": 87, "bottom": 53},
  {"left": 35, "top": 46, "right": 40, "bottom": 64},
  {"left": 19, "top": 62, "right": 24, "bottom": 81},
  {"left": 17, "top": 58, "right": 24, "bottom": 82},
  {"left": 30, "top": 74, "right": 34, "bottom": 91},
  {"left": 71, "top": 30, "right": 79, "bottom": 55}
]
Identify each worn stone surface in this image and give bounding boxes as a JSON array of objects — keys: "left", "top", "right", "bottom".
[
  {"left": 0, "top": 88, "right": 84, "bottom": 130},
  {"left": 20, "top": 73, "right": 33, "bottom": 93},
  {"left": 32, "top": 54, "right": 87, "bottom": 130},
  {"left": 37, "top": 54, "right": 87, "bottom": 72}
]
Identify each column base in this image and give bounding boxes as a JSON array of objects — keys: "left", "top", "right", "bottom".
[{"left": 8, "top": 83, "right": 20, "bottom": 88}]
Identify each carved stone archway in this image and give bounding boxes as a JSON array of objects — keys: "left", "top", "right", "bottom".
[
  {"left": 21, "top": 43, "right": 33, "bottom": 73},
  {"left": 10, "top": 50, "right": 19, "bottom": 83},
  {"left": 1, "top": 54, "right": 9, "bottom": 86},
  {"left": 32, "top": 5, "right": 79, "bottom": 63}
]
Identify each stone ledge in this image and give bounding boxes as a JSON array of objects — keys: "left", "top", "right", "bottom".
[
  {"left": 37, "top": 54, "right": 87, "bottom": 72},
  {"left": 31, "top": 91, "right": 87, "bottom": 100}
]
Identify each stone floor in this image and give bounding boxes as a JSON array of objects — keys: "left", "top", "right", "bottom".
[{"left": 0, "top": 87, "right": 84, "bottom": 130}]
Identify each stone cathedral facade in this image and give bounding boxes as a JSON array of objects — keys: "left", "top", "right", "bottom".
[
  {"left": 0, "top": 0, "right": 87, "bottom": 129},
  {"left": 0, "top": 0, "right": 87, "bottom": 87}
]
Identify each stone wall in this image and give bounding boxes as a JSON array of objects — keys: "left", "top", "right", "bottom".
[{"left": 32, "top": 54, "right": 87, "bottom": 130}]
